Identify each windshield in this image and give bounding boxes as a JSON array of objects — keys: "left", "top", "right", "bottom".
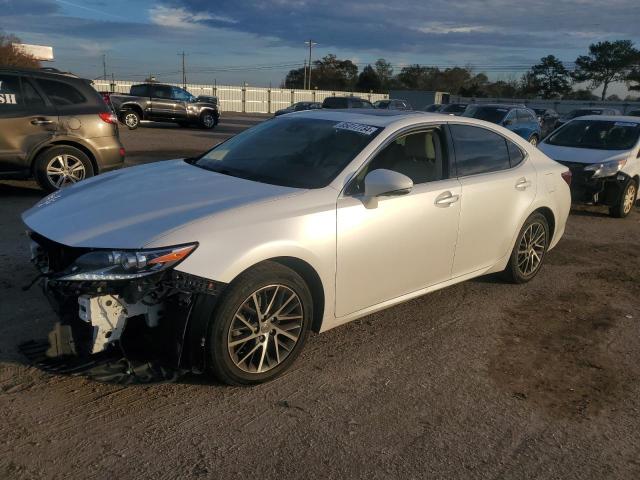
[
  {"left": 546, "top": 120, "right": 640, "bottom": 150},
  {"left": 565, "top": 109, "right": 603, "bottom": 119},
  {"left": 462, "top": 106, "right": 509, "bottom": 124},
  {"left": 194, "top": 117, "right": 382, "bottom": 188}
]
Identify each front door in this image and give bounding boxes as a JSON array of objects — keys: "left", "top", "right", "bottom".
[
  {"left": 0, "top": 74, "right": 57, "bottom": 173},
  {"left": 149, "top": 85, "right": 176, "bottom": 118},
  {"left": 336, "top": 126, "right": 461, "bottom": 317}
]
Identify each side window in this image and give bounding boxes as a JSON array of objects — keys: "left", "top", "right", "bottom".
[
  {"left": 504, "top": 110, "right": 517, "bottom": 124},
  {"left": 130, "top": 85, "right": 149, "bottom": 97},
  {"left": 450, "top": 124, "right": 511, "bottom": 176},
  {"left": 0, "top": 74, "right": 22, "bottom": 112},
  {"left": 152, "top": 86, "right": 172, "bottom": 99},
  {"left": 348, "top": 128, "right": 447, "bottom": 194},
  {"left": 36, "top": 79, "right": 86, "bottom": 106},
  {"left": 507, "top": 140, "right": 525, "bottom": 167},
  {"left": 171, "top": 87, "right": 191, "bottom": 101},
  {"left": 22, "top": 79, "right": 46, "bottom": 108}
]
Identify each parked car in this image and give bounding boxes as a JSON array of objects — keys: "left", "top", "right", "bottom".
[
  {"left": 322, "top": 96, "right": 374, "bottom": 109},
  {"left": 23, "top": 110, "right": 570, "bottom": 385},
  {"left": 462, "top": 104, "right": 542, "bottom": 145},
  {"left": 532, "top": 108, "right": 560, "bottom": 137},
  {"left": 555, "top": 108, "right": 621, "bottom": 129},
  {"left": 626, "top": 109, "right": 640, "bottom": 117},
  {"left": 109, "top": 83, "right": 220, "bottom": 130},
  {"left": 439, "top": 103, "right": 468, "bottom": 116},
  {"left": 373, "top": 99, "right": 412, "bottom": 110},
  {"left": 274, "top": 101, "right": 321, "bottom": 116},
  {"left": 423, "top": 104, "right": 442, "bottom": 112},
  {"left": 539, "top": 116, "right": 640, "bottom": 218},
  {"left": 0, "top": 67, "right": 125, "bottom": 192}
]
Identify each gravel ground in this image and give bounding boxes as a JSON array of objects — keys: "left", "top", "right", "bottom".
[{"left": 1, "top": 115, "right": 639, "bottom": 479}]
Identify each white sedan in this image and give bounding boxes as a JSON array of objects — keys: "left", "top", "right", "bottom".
[
  {"left": 539, "top": 115, "right": 640, "bottom": 218},
  {"left": 23, "top": 110, "right": 571, "bottom": 385}
]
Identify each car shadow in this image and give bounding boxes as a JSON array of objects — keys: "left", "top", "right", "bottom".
[{"left": 0, "top": 182, "right": 45, "bottom": 198}]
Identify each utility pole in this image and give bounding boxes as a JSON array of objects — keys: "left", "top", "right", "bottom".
[
  {"left": 102, "top": 53, "right": 107, "bottom": 80},
  {"left": 178, "top": 51, "right": 187, "bottom": 88},
  {"left": 305, "top": 40, "right": 317, "bottom": 89},
  {"left": 302, "top": 59, "right": 307, "bottom": 91}
]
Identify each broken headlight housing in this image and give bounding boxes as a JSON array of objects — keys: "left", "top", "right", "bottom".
[
  {"left": 584, "top": 159, "right": 627, "bottom": 179},
  {"left": 58, "top": 243, "right": 197, "bottom": 281}
]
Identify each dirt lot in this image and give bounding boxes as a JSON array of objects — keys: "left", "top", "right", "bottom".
[{"left": 1, "top": 116, "right": 639, "bottom": 479}]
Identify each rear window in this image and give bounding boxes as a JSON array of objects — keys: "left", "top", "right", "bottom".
[
  {"left": 462, "top": 106, "right": 509, "bottom": 124},
  {"left": 546, "top": 120, "right": 640, "bottom": 150},
  {"left": 37, "top": 79, "right": 86, "bottom": 106},
  {"left": 323, "top": 97, "right": 348, "bottom": 109}
]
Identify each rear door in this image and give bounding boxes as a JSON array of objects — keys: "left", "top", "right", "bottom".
[
  {"left": 0, "top": 73, "right": 57, "bottom": 173},
  {"left": 149, "top": 85, "right": 176, "bottom": 118},
  {"left": 448, "top": 123, "right": 537, "bottom": 276}
]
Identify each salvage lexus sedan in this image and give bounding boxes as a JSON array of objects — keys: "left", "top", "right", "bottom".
[
  {"left": 22, "top": 110, "right": 571, "bottom": 385},
  {"left": 539, "top": 116, "right": 640, "bottom": 218}
]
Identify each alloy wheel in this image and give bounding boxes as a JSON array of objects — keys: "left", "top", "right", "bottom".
[
  {"left": 46, "top": 154, "right": 86, "bottom": 189},
  {"left": 202, "top": 113, "right": 214, "bottom": 128},
  {"left": 227, "top": 284, "right": 303, "bottom": 374},
  {"left": 517, "top": 221, "right": 546, "bottom": 276},
  {"left": 125, "top": 113, "right": 138, "bottom": 128},
  {"left": 623, "top": 183, "right": 636, "bottom": 215}
]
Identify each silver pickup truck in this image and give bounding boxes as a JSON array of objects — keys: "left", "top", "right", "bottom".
[{"left": 108, "top": 83, "right": 220, "bottom": 130}]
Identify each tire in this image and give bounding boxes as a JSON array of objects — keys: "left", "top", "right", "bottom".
[
  {"left": 199, "top": 111, "right": 215, "bottom": 129},
  {"left": 122, "top": 110, "right": 140, "bottom": 130},
  {"left": 609, "top": 179, "right": 637, "bottom": 218},
  {"left": 502, "top": 212, "right": 549, "bottom": 284},
  {"left": 34, "top": 146, "right": 94, "bottom": 192},
  {"left": 204, "top": 261, "right": 312, "bottom": 385},
  {"left": 528, "top": 134, "right": 539, "bottom": 147}
]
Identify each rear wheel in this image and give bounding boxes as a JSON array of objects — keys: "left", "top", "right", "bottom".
[
  {"left": 34, "top": 146, "right": 94, "bottom": 192},
  {"left": 610, "top": 179, "right": 637, "bottom": 218},
  {"left": 204, "top": 261, "right": 312, "bottom": 385},
  {"left": 122, "top": 110, "right": 140, "bottom": 130},
  {"left": 503, "top": 212, "right": 549, "bottom": 284}
]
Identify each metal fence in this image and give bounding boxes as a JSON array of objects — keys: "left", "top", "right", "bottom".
[
  {"left": 449, "top": 96, "right": 640, "bottom": 115},
  {"left": 92, "top": 80, "right": 388, "bottom": 114}
]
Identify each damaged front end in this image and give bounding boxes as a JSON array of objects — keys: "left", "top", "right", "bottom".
[{"left": 24, "top": 232, "right": 224, "bottom": 382}]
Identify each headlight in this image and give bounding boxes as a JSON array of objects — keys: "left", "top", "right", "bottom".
[
  {"left": 584, "top": 159, "right": 627, "bottom": 178},
  {"left": 59, "top": 243, "right": 197, "bottom": 281}
]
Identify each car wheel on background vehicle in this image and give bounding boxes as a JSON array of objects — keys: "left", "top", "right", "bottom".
[
  {"left": 610, "top": 179, "right": 637, "bottom": 218},
  {"left": 203, "top": 261, "right": 312, "bottom": 385},
  {"left": 199, "top": 111, "right": 216, "bottom": 129},
  {"left": 34, "top": 145, "right": 94, "bottom": 193},
  {"left": 528, "top": 135, "right": 539, "bottom": 147},
  {"left": 502, "top": 212, "right": 549, "bottom": 284},
  {"left": 122, "top": 110, "right": 140, "bottom": 130}
]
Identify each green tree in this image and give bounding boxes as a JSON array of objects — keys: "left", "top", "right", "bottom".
[
  {"left": 374, "top": 58, "right": 394, "bottom": 90},
  {"left": 0, "top": 33, "right": 41, "bottom": 68},
  {"left": 527, "top": 55, "right": 572, "bottom": 98},
  {"left": 572, "top": 40, "right": 640, "bottom": 100},
  {"left": 310, "top": 54, "right": 358, "bottom": 91},
  {"left": 356, "top": 65, "right": 381, "bottom": 92},
  {"left": 284, "top": 67, "right": 305, "bottom": 89}
]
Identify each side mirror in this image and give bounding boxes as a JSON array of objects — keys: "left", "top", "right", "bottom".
[{"left": 362, "top": 169, "right": 413, "bottom": 208}]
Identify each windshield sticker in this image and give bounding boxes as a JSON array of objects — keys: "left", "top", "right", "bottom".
[
  {"left": 334, "top": 121, "right": 379, "bottom": 136},
  {"left": 614, "top": 122, "right": 638, "bottom": 127}
]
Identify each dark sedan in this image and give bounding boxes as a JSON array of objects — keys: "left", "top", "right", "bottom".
[{"left": 274, "top": 101, "right": 321, "bottom": 117}]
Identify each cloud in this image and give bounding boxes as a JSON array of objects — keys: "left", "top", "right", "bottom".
[{"left": 149, "top": 5, "right": 236, "bottom": 29}]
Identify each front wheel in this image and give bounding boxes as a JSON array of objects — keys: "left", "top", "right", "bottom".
[
  {"left": 502, "top": 212, "right": 549, "bottom": 284},
  {"left": 610, "top": 179, "right": 637, "bottom": 218},
  {"left": 204, "top": 261, "right": 312, "bottom": 385},
  {"left": 199, "top": 111, "right": 216, "bottom": 129}
]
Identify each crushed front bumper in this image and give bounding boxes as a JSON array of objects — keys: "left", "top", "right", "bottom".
[
  {"left": 557, "top": 161, "right": 631, "bottom": 206},
  {"left": 23, "top": 232, "right": 225, "bottom": 381}
]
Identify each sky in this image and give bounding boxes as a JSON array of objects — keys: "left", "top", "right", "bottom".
[{"left": 3, "top": 0, "right": 640, "bottom": 96}]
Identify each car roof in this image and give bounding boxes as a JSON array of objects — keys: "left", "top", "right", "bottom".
[
  {"left": 569, "top": 115, "right": 640, "bottom": 123},
  {"left": 287, "top": 109, "right": 467, "bottom": 127},
  {"left": 0, "top": 66, "right": 88, "bottom": 82},
  {"left": 469, "top": 103, "right": 527, "bottom": 109}
]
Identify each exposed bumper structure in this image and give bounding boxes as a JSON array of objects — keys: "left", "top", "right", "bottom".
[
  {"left": 25, "top": 231, "right": 225, "bottom": 381},
  {"left": 558, "top": 161, "right": 631, "bottom": 207}
]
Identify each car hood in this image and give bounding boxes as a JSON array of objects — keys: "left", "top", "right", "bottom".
[
  {"left": 22, "top": 160, "right": 303, "bottom": 249},
  {"left": 538, "top": 143, "right": 631, "bottom": 165}
]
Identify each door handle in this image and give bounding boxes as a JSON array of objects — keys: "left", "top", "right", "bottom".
[
  {"left": 434, "top": 191, "right": 460, "bottom": 207},
  {"left": 30, "top": 118, "right": 54, "bottom": 125},
  {"left": 515, "top": 177, "right": 532, "bottom": 190}
]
